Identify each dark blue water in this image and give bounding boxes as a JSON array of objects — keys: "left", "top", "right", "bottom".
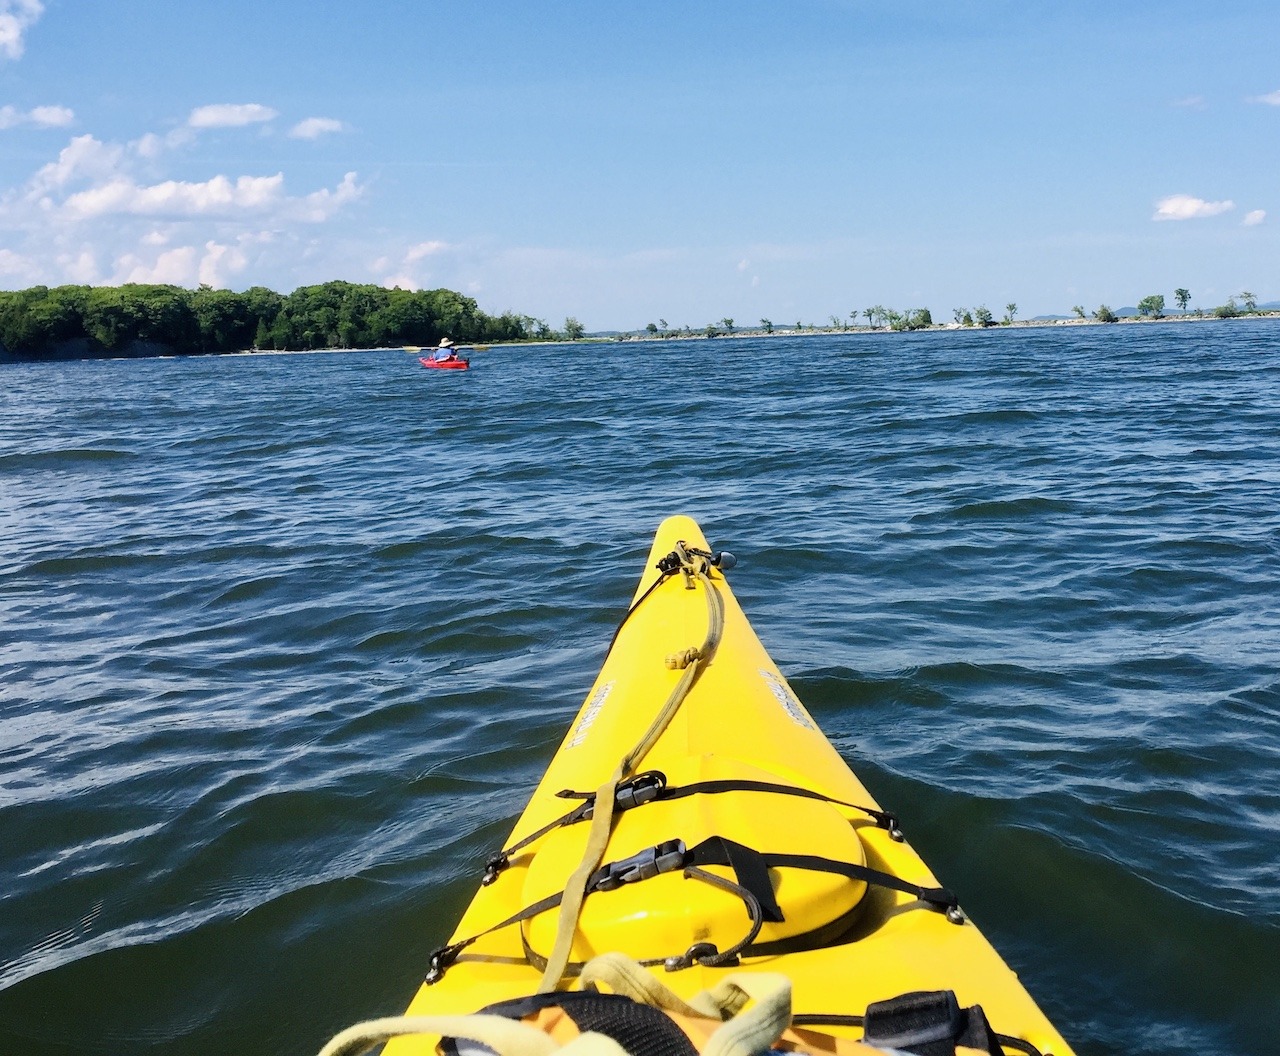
[{"left": 2, "top": 323, "right": 1278, "bottom": 1056}]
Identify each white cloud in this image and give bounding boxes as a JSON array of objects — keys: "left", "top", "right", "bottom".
[
  {"left": 289, "top": 117, "right": 346, "bottom": 139},
  {"left": 290, "top": 171, "right": 361, "bottom": 221},
  {"left": 1243, "top": 209, "right": 1266, "bottom": 227},
  {"left": 59, "top": 248, "right": 99, "bottom": 283},
  {"left": 382, "top": 273, "right": 418, "bottom": 291},
  {"left": 116, "top": 245, "right": 198, "bottom": 284},
  {"left": 27, "top": 134, "right": 125, "bottom": 195},
  {"left": 62, "top": 172, "right": 287, "bottom": 219},
  {"left": 405, "top": 240, "right": 449, "bottom": 262},
  {"left": 1152, "top": 194, "right": 1235, "bottom": 221},
  {"left": 109, "top": 239, "right": 250, "bottom": 288},
  {"left": 187, "top": 103, "right": 278, "bottom": 129},
  {"left": 198, "top": 240, "right": 249, "bottom": 286},
  {"left": 28, "top": 105, "right": 73, "bottom": 127},
  {"left": 0, "top": 0, "right": 43, "bottom": 61},
  {"left": 1249, "top": 89, "right": 1280, "bottom": 106},
  {"left": 0, "top": 246, "right": 34, "bottom": 277},
  {"left": 0, "top": 102, "right": 73, "bottom": 129}
]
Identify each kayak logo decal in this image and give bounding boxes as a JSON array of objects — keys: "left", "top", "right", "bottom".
[
  {"left": 568, "top": 681, "right": 614, "bottom": 748},
  {"left": 760, "top": 670, "right": 816, "bottom": 729}
]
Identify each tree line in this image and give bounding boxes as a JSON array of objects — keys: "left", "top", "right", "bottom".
[{"left": 0, "top": 281, "right": 551, "bottom": 359}]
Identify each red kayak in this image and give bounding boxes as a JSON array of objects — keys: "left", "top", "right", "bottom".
[{"left": 420, "top": 355, "right": 470, "bottom": 371}]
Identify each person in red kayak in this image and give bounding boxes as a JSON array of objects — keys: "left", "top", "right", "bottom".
[{"left": 434, "top": 337, "right": 459, "bottom": 362}]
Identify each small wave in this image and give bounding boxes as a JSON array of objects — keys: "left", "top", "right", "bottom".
[{"left": 0, "top": 447, "right": 134, "bottom": 472}]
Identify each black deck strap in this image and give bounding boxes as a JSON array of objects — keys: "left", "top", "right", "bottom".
[
  {"left": 684, "top": 836, "right": 785, "bottom": 922},
  {"left": 555, "top": 775, "right": 903, "bottom": 840},
  {"left": 688, "top": 838, "right": 958, "bottom": 918},
  {"left": 424, "top": 887, "right": 566, "bottom": 984},
  {"left": 600, "top": 564, "right": 678, "bottom": 662},
  {"left": 862, "top": 990, "right": 1004, "bottom": 1056},
  {"left": 657, "top": 779, "right": 902, "bottom": 837}
]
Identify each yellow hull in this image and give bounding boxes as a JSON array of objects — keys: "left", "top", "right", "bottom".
[{"left": 389, "top": 516, "right": 1074, "bottom": 1056}]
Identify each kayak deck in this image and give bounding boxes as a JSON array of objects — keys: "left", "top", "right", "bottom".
[{"left": 387, "top": 517, "right": 1074, "bottom": 1056}]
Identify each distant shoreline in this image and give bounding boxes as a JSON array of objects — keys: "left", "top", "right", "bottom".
[
  {"left": 600, "top": 310, "right": 1280, "bottom": 343},
  {"left": 4, "top": 309, "right": 1277, "bottom": 362}
]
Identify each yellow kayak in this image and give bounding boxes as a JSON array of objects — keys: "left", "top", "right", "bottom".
[{"left": 362, "top": 516, "right": 1074, "bottom": 1056}]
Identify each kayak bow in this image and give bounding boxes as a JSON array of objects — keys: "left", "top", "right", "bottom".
[{"left": 378, "top": 516, "right": 1074, "bottom": 1056}]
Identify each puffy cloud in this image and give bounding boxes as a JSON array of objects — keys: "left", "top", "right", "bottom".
[
  {"left": 187, "top": 103, "right": 278, "bottom": 129},
  {"left": 198, "top": 240, "right": 249, "bottom": 286},
  {"left": 289, "top": 117, "right": 346, "bottom": 139},
  {"left": 110, "top": 239, "right": 249, "bottom": 287},
  {"left": 62, "top": 173, "right": 287, "bottom": 219},
  {"left": 28, "top": 104, "right": 72, "bottom": 126},
  {"left": 290, "top": 171, "right": 361, "bottom": 221},
  {"left": 27, "top": 134, "right": 125, "bottom": 195},
  {"left": 0, "top": 0, "right": 43, "bottom": 61},
  {"left": 1243, "top": 210, "right": 1266, "bottom": 227},
  {"left": 1152, "top": 194, "right": 1234, "bottom": 221},
  {"left": 0, "top": 102, "right": 72, "bottom": 128},
  {"left": 116, "top": 245, "right": 198, "bottom": 284},
  {"left": 1249, "top": 89, "right": 1280, "bottom": 106}
]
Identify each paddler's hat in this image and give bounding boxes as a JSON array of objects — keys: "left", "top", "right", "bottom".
[{"left": 439, "top": 337, "right": 454, "bottom": 347}]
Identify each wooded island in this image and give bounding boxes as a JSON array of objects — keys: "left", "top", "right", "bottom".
[{"left": 0, "top": 281, "right": 535, "bottom": 361}]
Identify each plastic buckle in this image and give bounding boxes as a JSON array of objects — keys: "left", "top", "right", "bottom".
[
  {"left": 616, "top": 770, "right": 666, "bottom": 811},
  {"left": 595, "top": 839, "right": 688, "bottom": 892}
]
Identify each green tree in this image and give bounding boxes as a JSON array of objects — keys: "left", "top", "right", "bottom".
[
  {"left": 862, "top": 308, "right": 874, "bottom": 328},
  {"left": 962, "top": 310, "right": 974, "bottom": 326},
  {"left": 564, "top": 317, "right": 585, "bottom": 340},
  {"left": 1093, "top": 305, "right": 1118, "bottom": 323},
  {"left": 1072, "top": 305, "right": 1086, "bottom": 319},
  {"left": 1137, "top": 294, "right": 1165, "bottom": 318},
  {"left": 891, "top": 308, "right": 932, "bottom": 331},
  {"left": 974, "top": 305, "right": 994, "bottom": 327},
  {"left": 1214, "top": 299, "right": 1240, "bottom": 318},
  {"left": 760, "top": 318, "right": 774, "bottom": 333},
  {"left": 952, "top": 308, "right": 965, "bottom": 324},
  {"left": 1239, "top": 291, "right": 1258, "bottom": 313},
  {"left": 1174, "top": 289, "right": 1190, "bottom": 314},
  {"left": 849, "top": 310, "right": 859, "bottom": 328},
  {"left": 1004, "top": 302, "right": 1017, "bottom": 324},
  {"left": 658, "top": 318, "right": 668, "bottom": 335},
  {"left": 645, "top": 322, "right": 658, "bottom": 336}
]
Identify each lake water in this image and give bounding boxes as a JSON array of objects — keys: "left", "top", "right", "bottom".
[{"left": 2, "top": 322, "right": 1278, "bottom": 1056}]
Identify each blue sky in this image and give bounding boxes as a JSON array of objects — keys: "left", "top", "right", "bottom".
[{"left": 1, "top": 0, "right": 1277, "bottom": 329}]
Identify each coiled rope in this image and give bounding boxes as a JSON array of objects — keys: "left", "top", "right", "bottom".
[{"left": 536, "top": 542, "right": 726, "bottom": 992}]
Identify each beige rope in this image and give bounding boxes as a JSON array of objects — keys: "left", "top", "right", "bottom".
[{"left": 536, "top": 546, "right": 725, "bottom": 992}]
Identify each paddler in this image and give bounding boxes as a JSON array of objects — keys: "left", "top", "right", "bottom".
[{"left": 435, "top": 337, "right": 458, "bottom": 362}]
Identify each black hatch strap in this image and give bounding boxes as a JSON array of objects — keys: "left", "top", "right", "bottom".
[
  {"left": 686, "top": 837, "right": 960, "bottom": 919},
  {"left": 552, "top": 771, "right": 902, "bottom": 836}
]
